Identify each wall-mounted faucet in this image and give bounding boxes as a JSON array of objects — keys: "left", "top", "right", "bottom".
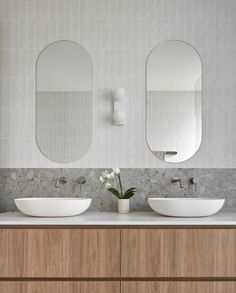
[
  {"left": 76, "top": 176, "right": 86, "bottom": 191},
  {"left": 171, "top": 177, "right": 185, "bottom": 189},
  {"left": 54, "top": 176, "right": 67, "bottom": 188}
]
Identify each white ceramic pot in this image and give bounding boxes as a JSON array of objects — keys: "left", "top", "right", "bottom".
[{"left": 118, "top": 199, "right": 130, "bottom": 214}]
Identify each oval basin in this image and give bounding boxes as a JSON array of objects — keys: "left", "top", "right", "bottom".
[
  {"left": 148, "top": 198, "right": 225, "bottom": 217},
  {"left": 15, "top": 198, "right": 92, "bottom": 217}
]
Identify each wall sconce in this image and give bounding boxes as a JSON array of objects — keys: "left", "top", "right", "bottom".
[{"left": 112, "top": 87, "right": 126, "bottom": 125}]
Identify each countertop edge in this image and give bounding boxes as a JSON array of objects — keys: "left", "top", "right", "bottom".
[{"left": 0, "top": 211, "right": 236, "bottom": 226}]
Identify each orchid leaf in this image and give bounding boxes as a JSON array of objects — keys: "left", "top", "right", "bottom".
[
  {"left": 124, "top": 192, "right": 135, "bottom": 199},
  {"left": 123, "top": 187, "right": 137, "bottom": 199},
  {"left": 107, "top": 188, "right": 121, "bottom": 198}
]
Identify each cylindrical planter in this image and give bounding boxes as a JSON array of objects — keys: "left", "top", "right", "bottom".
[{"left": 118, "top": 199, "right": 130, "bottom": 214}]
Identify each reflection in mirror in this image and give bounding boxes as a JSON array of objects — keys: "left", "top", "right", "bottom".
[
  {"left": 146, "top": 40, "right": 202, "bottom": 163},
  {"left": 36, "top": 41, "right": 93, "bottom": 163}
]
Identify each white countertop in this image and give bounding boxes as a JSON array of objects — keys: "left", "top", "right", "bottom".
[{"left": 0, "top": 211, "right": 236, "bottom": 226}]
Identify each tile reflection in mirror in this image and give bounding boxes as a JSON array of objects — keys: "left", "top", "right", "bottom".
[
  {"left": 36, "top": 41, "right": 93, "bottom": 163},
  {"left": 146, "top": 40, "right": 202, "bottom": 163}
]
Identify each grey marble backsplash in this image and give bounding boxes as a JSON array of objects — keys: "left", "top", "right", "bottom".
[{"left": 0, "top": 169, "right": 236, "bottom": 213}]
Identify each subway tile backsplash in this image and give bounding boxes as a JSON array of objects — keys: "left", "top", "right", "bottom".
[
  {"left": 0, "top": 0, "right": 236, "bottom": 168},
  {"left": 0, "top": 168, "right": 236, "bottom": 213}
]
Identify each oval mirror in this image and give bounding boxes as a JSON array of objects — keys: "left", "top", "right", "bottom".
[
  {"left": 146, "top": 40, "right": 202, "bottom": 163},
  {"left": 36, "top": 40, "right": 93, "bottom": 163}
]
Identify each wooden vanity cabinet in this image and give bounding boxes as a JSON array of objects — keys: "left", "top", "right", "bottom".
[
  {"left": 121, "top": 282, "right": 236, "bottom": 293},
  {"left": 0, "top": 226, "right": 236, "bottom": 293},
  {"left": 0, "top": 228, "right": 120, "bottom": 278},
  {"left": 121, "top": 228, "right": 236, "bottom": 278},
  {"left": 3, "top": 281, "right": 236, "bottom": 293},
  {"left": 1, "top": 281, "right": 120, "bottom": 293}
]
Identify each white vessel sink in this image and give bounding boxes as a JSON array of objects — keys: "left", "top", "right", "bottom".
[
  {"left": 148, "top": 198, "right": 225, "bottom": 217},
  {"left": 15, "top": 198, "right": 92, "bottom": 217}
]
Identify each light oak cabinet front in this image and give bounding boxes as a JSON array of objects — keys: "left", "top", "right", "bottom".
[
  {"left": 0, "top": 227, "right": 236, "bottom": 293},
  {"left": 121, "top": 229, "right": 236, "bottom": 277},
  {"left": 1, "top": 281, "right": 120, "bottom": 293},
  {"left": 0, "top": 229, "right": 120, "bottom": 278},
  {"left": 122, "top": 282, "right": 236, "bottom": 293}
]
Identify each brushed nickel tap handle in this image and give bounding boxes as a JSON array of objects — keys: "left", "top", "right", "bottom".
[
  {"left": 77, "top": 176, "right": 86, "bottom": 192},
  {"left": 189, "top": 177, "right": 199, "bottom": 192}
]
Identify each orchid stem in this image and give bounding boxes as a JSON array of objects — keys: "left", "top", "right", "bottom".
[{"left": 117, "top": 173, "right": 123, "bottom": 198}]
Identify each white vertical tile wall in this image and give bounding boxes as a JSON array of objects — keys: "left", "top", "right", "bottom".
[
  {"left": 147, "top": 91, "right": 198, "bottom": 163},
  {"left": 0, "top": 0, "right": 235, "bottom": 168},
  {"left": 36, "top": 91, "right": 92, "bottom": 163}
]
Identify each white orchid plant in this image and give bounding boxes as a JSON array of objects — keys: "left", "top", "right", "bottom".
[{"left": 100, "top": 168, "right": 137, "bottom": 199}]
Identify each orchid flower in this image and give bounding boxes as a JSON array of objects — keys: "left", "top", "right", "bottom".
[
  {"left": 99, "top": 168, "right": 136, "bottom": 199},
  {"left": 105, "top": 182, "right": 112, "bottom": 188},
  {"left": 112, "top": 168, "right": 120, "bottom": 174}
]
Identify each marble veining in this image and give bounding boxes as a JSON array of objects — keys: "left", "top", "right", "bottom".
[{"left": 0, "top": 169, "right": 236, "bottom": 213}]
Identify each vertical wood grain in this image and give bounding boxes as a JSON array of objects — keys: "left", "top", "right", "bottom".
[
  {"left": 121, "top": 282, "right": 236, "bottom": 293},
  {"left": 0, "top": 229, "right": 120, "bottom": 277},
  {"left": 121, "top": 229, "right": 236, "bottom": 277},
  {"left": 1, "top": 281, "right": 120, "bottom": 293}
]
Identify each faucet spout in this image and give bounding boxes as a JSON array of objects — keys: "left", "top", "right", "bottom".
[
  {"left": 171, "top": 177, "right": 185, "bottom": 189},
  {"left": 55, "top": 179, "right": 59, "bottom": 188},
  {"left": 54, "top": 177, "right": 67, "bottom": 188}
]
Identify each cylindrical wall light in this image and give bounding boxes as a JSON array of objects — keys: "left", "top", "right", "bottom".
[{"left": 112, "top": 87, "right": 126, "bottom": 125}]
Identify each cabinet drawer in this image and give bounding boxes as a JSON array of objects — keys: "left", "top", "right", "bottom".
[
  {"left": 122, "top": 282, "right": 236, "bottom": 293},
  {"left": 121, "top": 229, "right": 236, "bottom": 277},
  {"left": 0, "top": 229, "right": 120, "bottom": 278},
  {"left": 0, "top": 281, "right": 120, "bottom": 293}
]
